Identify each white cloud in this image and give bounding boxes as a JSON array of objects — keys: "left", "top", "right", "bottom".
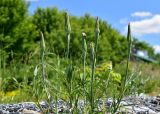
[
  {"left": 124, "top": 15, "right": 160, "bottom": 35},
  {"left": 131, "top": 12, "right": 152, "bottom": 18},
  {"left": 153, "top": 45, "right": 160, "bottom": 54}
]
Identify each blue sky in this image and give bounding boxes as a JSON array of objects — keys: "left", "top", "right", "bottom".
[{"left": 27, "top": 0, "right": 160, "bottom": 53}]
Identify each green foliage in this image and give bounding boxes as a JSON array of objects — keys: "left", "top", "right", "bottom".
[
  {"left": 133, "top": 38, "right": 154, "bottom": 57},
  {"left": 154, "top": 53, "right": 160, "bottom": 63},
  {"left": 0, "top": 0, "right": 156, "bottom": 66},
  {"left": 0, "top": 1, "right": 160, "bottom": 113},
  {"left": 11, "top": 17, "right": 38, "bottom": 53},
  {"left": 0, "top": 0, "right": 27, "bottom": 48},
  {"left": 0, "top": 0, "right": 37, "bottom": 65},
  {"left": 32, "top": 7, "right": 129, "bottom": 63},
  {"left": 0, "top": 0, "right": 27, "bottom": 34}
]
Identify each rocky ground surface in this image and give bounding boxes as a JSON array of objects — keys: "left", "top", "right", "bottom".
[{"left": 0, "top": 94, "right": 160, "bottom": 114}]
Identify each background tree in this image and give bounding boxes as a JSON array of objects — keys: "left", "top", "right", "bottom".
[
  {"left": 0, "top": 0, "right": 28, "bottom": 64},
  {"left": 132, "top": 38, "right": 154, "bottom": 57},
  {"left": 0, "top": 1, "right": 158, "bottom": 67},
  {"left": 32, "top": 7, "right": 130, "bottom": 64}
]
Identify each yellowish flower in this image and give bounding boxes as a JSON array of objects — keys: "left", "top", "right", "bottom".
[{"left": 5, "top": 90, "right": 20, "bottom": 100}]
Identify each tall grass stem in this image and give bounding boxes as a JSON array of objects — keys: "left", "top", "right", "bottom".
[{"left": 65, "top": 12, "right": 71, "bottom": 58}]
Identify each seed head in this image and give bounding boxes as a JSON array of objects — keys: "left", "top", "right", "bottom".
[
  {"left": 127, "top": 23, "right": 132, "bottom": 42},
  {"left": 40, "top": 31, "right": 45, "bottom": 51},
  {"left": 65, "top": 11, "right": 71, "bottom": 33},
  {"left": 95, "top": 17, "right": 100, "bottom": 34},
  {"left": 90, "top": 42, "right": 94, "bottom": 49},
  {"left": 82, "top": 32, "right": 87, "bottom": 37}
]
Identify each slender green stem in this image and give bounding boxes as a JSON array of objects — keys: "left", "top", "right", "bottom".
[
  {"left": 105, "top": 70, "right": 112, "bottom": 90},
  {"left": 56, "top": 57, "right": 60, "bottom": 114},
  {"left": 89, "top": 17, "right": 100, "bottom": 113},
  {"left": 90, "top": 42, "right": 95, "bottom": 113},
  {"left": 40, "top": 32, "right": 52, "bottom": 112},
  {"left": 82, "top": 32, "right": 87, "bottom": 102},
  {"left": 40, "top": 32, "right": 46, "bottom": 83},
  {"left": 111, "top": 23, "right": 132, "bottom": 114},
  {"left": 69, "top": 78, "right": 73, "bottom": 109},
  {"left": 124, "top": 23, "right": 132, "bottom": 85},
  {"left": 94, "top": 17, "right": 100, "bottom": 59},
  {"left": 55, "top": 95, "right": 58, "bottom": 114},
  {"left": 65, "top": 12, "right": 73, "bottom": 112},
  {"left": 65, "top": 12, "right": 71, "bottom": 58}
]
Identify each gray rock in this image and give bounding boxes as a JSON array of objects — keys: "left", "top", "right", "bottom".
[
  {"left": 22, "top": 109, "right": 41, "bottom": 114},
  {"left": 0, "top": 94, "right": 160, "bottom": 113}
]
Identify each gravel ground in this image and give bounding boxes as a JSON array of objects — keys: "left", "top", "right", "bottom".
[{"left": 0, "top": 94, "right": 160, "bottom": 114}]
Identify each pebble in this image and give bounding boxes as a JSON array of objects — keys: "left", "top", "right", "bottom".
[{"left": 22, "top": 109, "right": 41, "bottom": 114}]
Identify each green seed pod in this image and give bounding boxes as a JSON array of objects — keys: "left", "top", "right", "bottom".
[
  {"left": 127, "top": 23, "right": 131, "bottom": 42},
  {"left": 40, "top": 31, "right": 45, "bottom": 52},
  {"left": 94, "top": 17, "right": 100, "bottom": 59},
  {"left": 95, "top": 17, "right": 100, "bottom": 34},
  {"left": 82, "top": 32, "right": 87, "bottom": 51},
  {"left": 90, "top": 42, "right": 95, "bottom": 62},
  {"left": 34, "top": 65, "right": 38, "bottom": 77},
  {"left": 65, "top": 11, "right": 71, "bottom": 58}
]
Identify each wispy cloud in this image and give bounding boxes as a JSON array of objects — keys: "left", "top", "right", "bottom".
[
  {"left": 124, "top": 15, "right": 160, "bottom": 35},
  {"left": 153, "top": 45, "right": 160, "bottom": 54},
  {"left": 131, "top": 15, "right": 160, "bottom": 35},
  {"left": 131, "top": 11, "right": 152, "bottom": 18}
]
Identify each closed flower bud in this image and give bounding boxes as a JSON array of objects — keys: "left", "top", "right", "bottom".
[
  {"left": 82, "top": 32, "right": 87, "bottom": 37},
  {"left": 40, "top": 31, "right": 45, "bottom": 51}
]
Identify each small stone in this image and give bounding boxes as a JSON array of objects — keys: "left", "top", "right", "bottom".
[{"left": 22, "top": 109, "right": 41, "bottom": 114}]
